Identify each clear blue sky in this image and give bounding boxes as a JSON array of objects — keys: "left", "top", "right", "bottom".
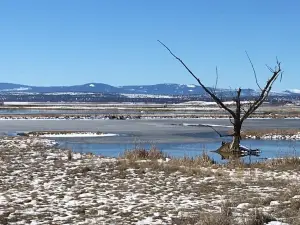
[{"left": 0, "top": 0, "right": 299, "bottom": 90}]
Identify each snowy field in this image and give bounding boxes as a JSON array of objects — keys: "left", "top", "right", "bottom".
[
  {"left": 0, "top": 136, "right": 299, "bottom": 224},
  {"left": 1, "top": 101, "right": 300, "bottom": 121}
]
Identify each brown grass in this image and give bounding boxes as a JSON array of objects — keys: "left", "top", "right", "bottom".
[
  {"left": 172, "top": 203, "right": 278, "bottom": 225},
  {"left": 219, "top": 156, "right": 300, "bottom": 171},
  {"left": 120, "top": 145, "right": 300, "bottom": 173},
  {"left": 168, "top": 151, "right": 216, "bottom": 168},
  {"left": 122, "top": 146, "right": 167, "bottom": 160},
  {"left": 120, "top": 148, "right": 219, "bottom": 176},
  {"left": 242, "top": 209, "right": 275, "bottom": 225},
  {"left": 250, "top": 157, "right": 300, "bottom": 171},
  {"left": 172, "top": 202, "right": 233, "bottom": 225}
]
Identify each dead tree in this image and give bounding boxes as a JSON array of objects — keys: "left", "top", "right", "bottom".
[{"left": 159, "top": 40, "right": 283, "bottom": 152}]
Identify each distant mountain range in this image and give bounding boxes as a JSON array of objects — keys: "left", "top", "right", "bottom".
[{"left": 0, "top": 82, "right": 298, "bottom": 97}]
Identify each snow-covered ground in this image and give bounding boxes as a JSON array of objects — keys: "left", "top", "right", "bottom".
[
  {"left": 34, "top": 132, "right": 119, "bottom": 138},
  {"left": 2, "top": 102, "right": 148, "bottom": 106},
  {"left": 2, "top": 115, "right": 299, "bottom": 121},
  {"left": 0, "top": 136, "right": 299, "bottom": 224},
  {"left": 0, "top": 115, "right": 139, "bottom": 120},
  {"left": 175, "top": 100, "right": 258, "bottom": 106},
  {"left": 120, "top": 93, "right": 174, "bottom": 99},
  {"left": 182, "top": 123, "right": 233, "bottom": 128},
  {"left": 246, "top": 132, "right": 300, "bottom": 140},
  {"left": 1, "top": 105, "right": 221, "bottom": 111}
]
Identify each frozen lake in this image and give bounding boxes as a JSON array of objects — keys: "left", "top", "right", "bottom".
[{"left": 1, "top": 118, "right": 299, "bottom": 163}]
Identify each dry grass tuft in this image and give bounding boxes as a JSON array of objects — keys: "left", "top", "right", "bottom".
[
  {"left": 196, "top": 214, "right": 232, "bottom": 225},
  {"left": 242, "top": 209, "right": 275, "bottom": 225},
  {"left": 192, "top": 207, "right": 276, "bottom": 225},
  {"left": 189, "top": 202, "right": 233, "bottom": 225},
  {"left": 168, "top": 151, "right": 216, "bottom": 168},
  {"left": 66, "top": 166, "right": 92, "bottom": 175},
  {"left": 251, "top": 157, "right": 300, "bottom": 171},
  {"left": 118, "top": 150, "right": 219, "bottom": 176},
  {"left": 122, "top": 146, "right": 167, "bottom": 160},
  {"left": 121, "top": 145, "right": 300, "bottom": 173}
]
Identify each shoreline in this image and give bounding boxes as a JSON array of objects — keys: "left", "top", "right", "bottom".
[
  {"left": 0, "top": 115, "right": 300, "bottom": 120},
  {"left": 0, "top": 136, "right": 299, "bottom": 224},
  {"left": 243, "top": 129, "right": 300, "bottom": 141}
]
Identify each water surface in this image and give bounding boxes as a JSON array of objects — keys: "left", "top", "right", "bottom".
[{"left": 57, "top": 138, "right": 300, "bottom": 163}]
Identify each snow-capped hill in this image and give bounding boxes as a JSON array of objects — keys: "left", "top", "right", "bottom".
[
  {"left": 0, "top": 82, "right": 298, "bottom": 98},
  {"left": 0, "top": 83, "right": 32, "bottom": 91},
  {"left": 120, "top": 83, "right": 207, "bottom": 95},
  {"left": 1, "top": 87, "right": 32, "bottom": 92},
  {"left": 287, "top": 89, "right": 300, "bottom": 94}
]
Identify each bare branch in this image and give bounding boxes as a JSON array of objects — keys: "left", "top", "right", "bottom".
[
  {"left": 246, "top": 51, "right": 262, "bottom": 91},
  {"left": 213, "top": 66, "right": 219, "bottom": 95},
  {"left": 241, "top": 61, "right": 282, "bottom": 122},
  {"left": 266, "top": 64, "right": 274, "bottom": 73},
  {"left": 177, "top": 123, "right": 233, "bottom": 138},
  {"left": 229, "top": 116, "right": 234, "bottom": 125},
  {"left": 158, "top": 40, "right": 236, "bottom": 118},
  {"left": 241, "top": 105, "right": 247, "bottom": 114},
  {"left": 198, "top": 124, "right": 233, "bottom": 138},
  {"left": 235, "top": 88, "right": 242, "bottom": 119}
]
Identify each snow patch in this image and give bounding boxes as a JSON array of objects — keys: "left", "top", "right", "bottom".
[
  {"left": 37, "top": 132, "right": 119, "bottom": 138},
  {"left": 288, "top": 89, "right": 300, "bottom": 94},
  {"left": 270, "top": 201, "right": 280, "bottom": 206},
  {"left": 186, "top": 84, "right": 196, "bottom": 88},
  {"left": 266, "top": 222, "right": 289, "bottom": 225},
  {"left": 121, "top": 93, "right": 173, "bottom": 99},
  {"left": 182, "top": 123, "right": 233, "bottom": 128},
  {"left": 236, "top": 203, "right": 250, "bottom": 209},
  {"left": 0, "top": 87, "right": 31, "bottom": 92},
  {"left": 246, "top": 133, "right": 300, "bottom": 140},
  {"left": 89, "top": 84, "right": 95, "bottom": 87},
  {"left": 136, "top": 217, "right": 153, "bottom": 225}
]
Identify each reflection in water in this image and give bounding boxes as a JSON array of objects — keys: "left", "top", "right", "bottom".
[
  {"left": 214, "top": 149, "right": 261, "bottom": 160},
  {"left": 214, "top": 141, "right": 261, "bottom": 160}
]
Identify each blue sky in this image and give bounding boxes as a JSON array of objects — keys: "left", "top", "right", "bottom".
[{"left": 0, "top": 0, "right": 298, "bottom": 90}]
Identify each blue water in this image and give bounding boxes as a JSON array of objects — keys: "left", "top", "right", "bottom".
[{"left": 57, "top": 138, "right": 300, "bottom": 163}]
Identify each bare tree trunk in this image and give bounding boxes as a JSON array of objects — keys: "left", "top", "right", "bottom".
[
  {"left": 230, "top": 120, "right": 242, "bottom": 151},
  {"left": 230, "top": 89, "right": 242, "bottom": 151}
]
